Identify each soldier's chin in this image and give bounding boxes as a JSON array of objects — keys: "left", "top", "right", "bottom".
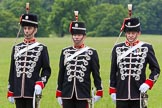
[
  {"left": 24, "top": 34, "right": 32, "bottom": 39},
  {"left": 128, "top": 39, "right": 135, "bottom": 43},
  {"left": 73, "top": 40, "right": 80, "bottom": 43}
]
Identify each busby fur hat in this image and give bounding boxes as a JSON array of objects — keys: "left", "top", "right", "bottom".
[
  {"left": 124, "top": 18, "right": 141, "bottom": 32},
  {"left": 69, "top": 21, "right": 86, "bottom": 35},
  {"left": 20, "top": 13, "right": 38, "bottom": 28}
]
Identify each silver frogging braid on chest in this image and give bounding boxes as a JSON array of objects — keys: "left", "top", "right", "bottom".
[
  {"left": 14, "top": 43, "right": 43, "bottom": 78},
  {"left": 116, "top": 45, "right": 148, "bottom": 81},
  {"left": 64, "top": 48, "right": 93, "bottom": 82}
]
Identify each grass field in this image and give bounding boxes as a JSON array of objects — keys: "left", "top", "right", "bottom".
[{"left": 0, "top": 35, "right": 162, "bottom": 108}]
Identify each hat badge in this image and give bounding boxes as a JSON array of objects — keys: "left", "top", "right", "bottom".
[
  {"left": 128, "top": 22, "right": 131, "bottom": 26},
  {"left": 75, "top": 23, "right": 78, "bottom": 27},
  {"left": 25, "top": 15, "right": 29, "bottom": 19}
]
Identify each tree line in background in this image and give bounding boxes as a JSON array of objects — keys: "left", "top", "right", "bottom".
[{"left": 0, "top": 0, "right": 162, "bottom": 37}]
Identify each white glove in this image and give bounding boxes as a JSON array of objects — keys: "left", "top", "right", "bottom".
[
  {"left": 139, "top": 83, "right": 150, "bottom": 93},
  {"left": 8, "top": 97, "right": 15, "bottom": 104},
  {"left": 92, "top": 95, "right": 101, "bottom": 103},
  {"left": 34, "top": 85, "right": 42, "bottom": 95},
  {"left": 57, "top": 97, "right": 63, "bottom": 105},
  {"left": 110, "top": 93, "right": 116, "bottom": 103}
]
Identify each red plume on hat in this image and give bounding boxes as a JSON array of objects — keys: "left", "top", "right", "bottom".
[
  {"left": 19, "top": 14, "right": 23, "bottom": 24},
  {"left": 112, "top": 4, "right": 134, "bottom": 47},
  {"left": 120, "top": 4, "right": 132, "bottom": 32},
  {"left": 69, "top": 22, "right": 73, "bottom": 33},
  {"left": 120, "top": 18, "right": 130, "bottom": 31},
  {"left": 19, "top": 3, "right": 38, "bottom": 28},
  {"left": 69, "top": 11, "right": 86, "bottom": 35},
  {"left": 69, "top": 11, "right": 79, "bottom": 33},
  {"left": 74, "top": 11, "right": 79, "bottom": 21}
]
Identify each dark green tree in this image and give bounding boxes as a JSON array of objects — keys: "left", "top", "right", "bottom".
[
  {"left": 87, "top": 4, "right": 127, "bottom": 36},
  {"left": 134, "top": 0, "right": 162, "bottom": 34},
  {"left": 0, "top": 0, "right": 54, "bottom": 37},
  {"left": 0, "top": 0, "right": 162, "bottom": 37},
  {"left": 0, "top": 10, "right": 18, "bottom": 37},
  {"left": 48, "top": 0, "right": 96, "bottom": 37}
]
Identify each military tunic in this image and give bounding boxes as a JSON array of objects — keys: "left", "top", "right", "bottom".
[
  {"left": 110, "top": 41, "right": 160, "bottom": 100},
  {"left": 57, "top": 46, "right": 103, "bottom": 100},
  {"left": 8, "top": 41, "right": 51, "bottom": 98}
]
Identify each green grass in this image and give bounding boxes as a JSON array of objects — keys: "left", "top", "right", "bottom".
[{"left": 0, "top": 35, "right": 162, "bottom": 108}]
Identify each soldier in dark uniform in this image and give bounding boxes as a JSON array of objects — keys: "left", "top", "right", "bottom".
[
  {"left": 7, "top": 13, "right": 51, "bottom": 108},
  {"left": 56, "top": 20, "right": 103, "bottom": 108},
  {"left": 109, "top": 18, "right": 160, "bottom": 108}
]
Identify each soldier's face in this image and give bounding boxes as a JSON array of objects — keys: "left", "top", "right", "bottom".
[
  {"left": 23, "top": 26, "right": 37, "bottom": 40},
  {"left": 125, "top": 31, "right": 140, "bottom": 43},
  {"left": 72, "top": 34, "right": 85, "bottom": 46}
]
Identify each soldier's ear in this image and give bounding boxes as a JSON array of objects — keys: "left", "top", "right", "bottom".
[
  {"left": 84, "top": 35, "right": 86, "bottom": 39},
  {"left": 33, "top": 28, "right": 37, "bottom": 35},
  {"left": 138, "top": 31, "right": 141, "bottom": 36}
]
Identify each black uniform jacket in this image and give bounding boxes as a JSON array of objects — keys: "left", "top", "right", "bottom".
[
  {"left": 8, "top": 42, "right": 51, "bottom": 98},
  {"left": 57, "top": 46, "right": 103, "bottom": 100},
  {"left": 110, "top": 41, "right": 160, "bottom": 100}
]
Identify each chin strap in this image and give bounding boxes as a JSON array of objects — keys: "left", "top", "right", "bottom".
[
  {"left": 14, "top": 26, "right": 22, "bottom": 46},
  {"left": 24, "top": 27, "right": 36, "bottom": 38}
]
